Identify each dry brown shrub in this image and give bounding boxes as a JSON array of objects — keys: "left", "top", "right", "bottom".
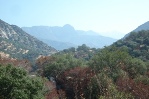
[{"left": 116, "top": 77, "right": 149, "bottom": 99}]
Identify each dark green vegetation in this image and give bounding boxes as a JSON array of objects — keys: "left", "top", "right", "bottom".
[
  {"left": 114, "top": 30, "right": 149, "bottom": 61},
  {"left": 1, "top": 19, "right": 149, "bottom": 98},
  {"left": 1, "top": 41, "right": 149, "bottom": 98},
  {"left": 37, "top": 42, "right": 149, "bottom": 98},
  {"left": 1, "top": 31, "right": 149, "bottom": 98},
  {"left": 0, "top": 64, "right": 45, "bottom": 99}
]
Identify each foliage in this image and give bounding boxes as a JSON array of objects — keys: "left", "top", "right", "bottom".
[
  {"left": 126, "top": 58, "right": 147, "bottom": 78},
  {"left": 89, "top": 47, "right": 131, "bottom": 81},
  {"left": 0, "top": 64, "right": 45, "bottom": 99},
  {"left": 90, "top": 46, "right": 148, "bottom": 78},
  {"left": 36, "top": 43, "right": 149, "bottom": 98},
  {"left": 134, "top": 75, "right": 149, "bottom": 85},
  {"left": 99, "top": 79, "right": 134, "bottom": 99},
  {"left": 0, "top": 57, "right": 32, "bottom": 72},
  {"left": 116, "top": 77, "right": 149, "bottom": 99},
  {"left": 55, "top": 67, "right": 95, "bottom": 99},
  {"left": 2, "top": 19, "right": 149, "bottom": 99},
  {"left": 36, "top": 53, "right": 85, "bottom": 78},
  {"left": 114, "top": 30, "right": 149, "bottom": 61},
  {"left": 87, "top": 45, "right": 149, "bottom": 98},
  {"left": 58, "top": 44, "right": 99, "bottom": 61}
]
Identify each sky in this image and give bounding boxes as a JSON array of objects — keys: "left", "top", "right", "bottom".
[{"left": 0, "top": 0, "right": 149, "bottom": 39}]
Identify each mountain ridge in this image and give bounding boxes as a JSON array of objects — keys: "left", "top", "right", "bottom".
[
  {"left": 113, "top": 30, "right": 149, "bottom": 61},
  {"left": 0, "top": 19, "right": 57, "bottom": 61},
  {"left": 22, "top": 24, "right": 117, "bottom": 50},
  {"left": 133, "top": 21, "right": 149, "bottom": 32},
  {"left": 123, "top": 21, "right": 149, "bottom": 38}
]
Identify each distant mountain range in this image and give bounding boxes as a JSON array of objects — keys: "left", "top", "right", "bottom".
[
  {"left": 1, "top": 18, "right": 149, "bottom": 61},
  {"left": 22, "top": 24, "right": 117, "bottom": 50},
  {"left": 0, "top": 19, "right": 57, "bottom": 61}
]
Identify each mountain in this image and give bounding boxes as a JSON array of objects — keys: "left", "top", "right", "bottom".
[
  {"left": 113, "top": 30, "right": 149, "bottom": 61},
  {"left": 39, "top": 39, "right": 77, "bottom": 51},
  {"left": 113, "top": 21, "right": 149, "bottom": 61},
  {"left": 133, "top": 21, "right": 149, "bottom": 32},
  {"left": 124, "top": 21, "right": 149, "bottom": 38},
  {"left": 22, "top": 25, "right": 117, "bottom": 50},
  {"left": 0, "top": 19, "right": 57, "bottom": 61}
]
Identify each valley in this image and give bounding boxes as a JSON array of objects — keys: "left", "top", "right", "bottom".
[{"left": 0, "top": 19, "right": 149, "bottom": 99}]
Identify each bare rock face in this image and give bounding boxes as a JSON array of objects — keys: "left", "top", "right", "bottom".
[{"left": 0, "top": 19, "right": 57, "bottom": 61}]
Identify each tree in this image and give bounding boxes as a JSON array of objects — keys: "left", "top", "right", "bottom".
[
  {"left": 77, "top": 44, "right": 90, "bottom": 52},
  {"left": 89, "top": 47, "right": 131, "bottom": 81},
  {"left": 126, "top": 58, "right": 147, "bottom": 78},
  {"left": 37, "top": 54, "right": 84, "bottom": 78},
  {"left": 0, "top": 64, "right": 45, "bottom": 99}
]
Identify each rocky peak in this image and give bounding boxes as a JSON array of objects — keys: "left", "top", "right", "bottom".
[{"left": 63, "top": 24, "right": 75, "bottom": 31}]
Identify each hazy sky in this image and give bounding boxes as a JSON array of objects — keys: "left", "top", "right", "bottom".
[{"left": 0, "top": 0, "right": 149, "bottom": 39}]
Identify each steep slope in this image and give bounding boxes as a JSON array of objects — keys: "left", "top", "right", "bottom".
[
  {"left": 22, "top": 25, "right": 117, "bottom": 50},
  {"left": 124, "top": 21, "right": 149, "bottom": 38},
  {"left": 113, "top": 30, "right": 149, "bottom": 61},
  {"left": 133, "top": 21, "right": 149, "bottom": 32},
  {"left": 0, "top": 19, "right": 57, "bottom": 61}
]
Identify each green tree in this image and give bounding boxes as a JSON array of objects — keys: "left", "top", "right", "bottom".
[
  {"left": 77, "top": 44, "right": 90, "bottom": 52},
  {"left": 89, "top": 47, "right": 131, "bottom": 80},
  {"left": 0, "top": 64, "right": 45, "bottom": 99},
  {"left": 126, "top": 58, "right": 147, "bottom": 78},
  {"left": 43, "top": 54, "right": 84, "bottom": 78}
]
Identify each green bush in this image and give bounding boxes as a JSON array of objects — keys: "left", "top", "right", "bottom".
[{"left": 0, "top": 64, "right": 45, "bottom": 99}]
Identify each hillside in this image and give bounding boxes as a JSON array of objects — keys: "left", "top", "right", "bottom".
[
  {"left": 1, "top": 20, "right": 149, "bottom": 98},
  {"left": 22, "top": 24, "right": 117, "bottom": 50},
  {"left": 0, "top": 19, "right": 57, "bottom": 61},
  {"left": 133, "top": 21, "right": 149, "bottom": 32},
  {"left": 36, "top": 38, "right": 149, "bottom": 98},
  {"left": 124, "top": 21, "right": 149, "bottom": 38},
  {"left": 113, "top": 30, "right": 149, "bottom": 61}
]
